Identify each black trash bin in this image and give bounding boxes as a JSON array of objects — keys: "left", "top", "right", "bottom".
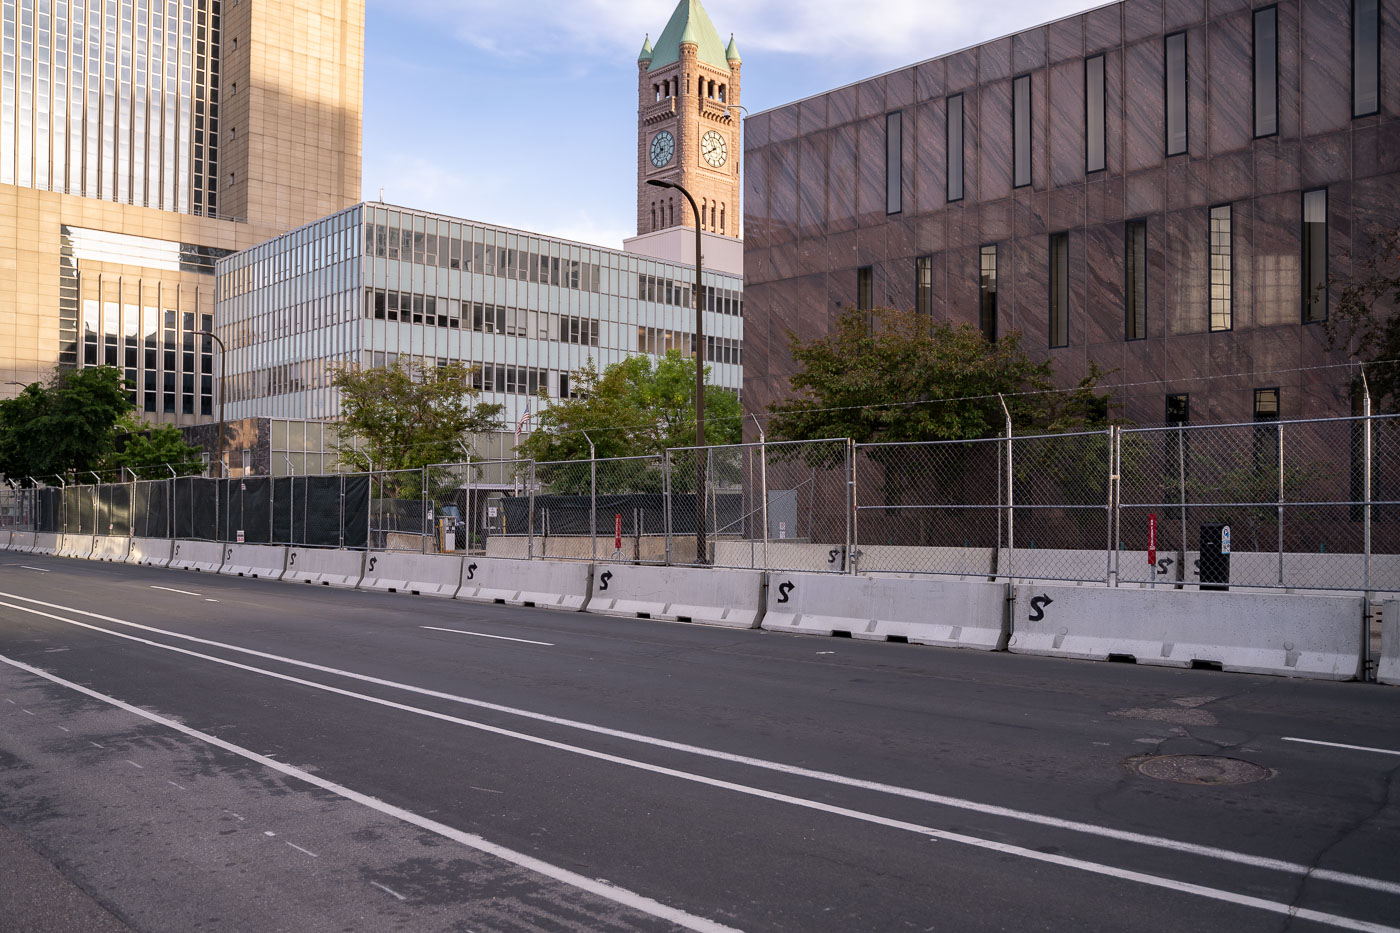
[{"left": 1199, "top": 523, "right": 1230, "bottom": 591}]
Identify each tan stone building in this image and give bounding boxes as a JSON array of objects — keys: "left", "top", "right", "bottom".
[
  {"left": 624, "top": 0, "right": 743, "bottom": 277},
  {"left": 0, "top": 0, "right": 363, "bottom": 425}
]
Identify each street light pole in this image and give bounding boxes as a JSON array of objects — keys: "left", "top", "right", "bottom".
[
  {"left": 645, "top": 178, "right": 707, "bottom": 564},
  {"left": 198, "top": 330, "right": 228, "bottom": 478}
]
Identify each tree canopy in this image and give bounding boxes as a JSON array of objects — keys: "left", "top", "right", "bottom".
[
  {"left": 0, "top": 366, "right": 136, "bottom": 483},
  {"left": 518, "top": 351, "right": 742, "bottom": 464},
  {"left": 109, "top": 421, "right": 207, "bottom": 479},
  {"left": 1324, "top": 224, "right": 1400, "bottom": 410},
  {"left": 329, "top": 360, "right": 504, "bottom": 473},
  {"left": 767, "top": 307, "right": 1113, "bottom": 444}
]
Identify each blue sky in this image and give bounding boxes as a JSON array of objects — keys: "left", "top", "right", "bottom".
[{"left": 362, "top": 0, "right": 1107, "bottom": 250}]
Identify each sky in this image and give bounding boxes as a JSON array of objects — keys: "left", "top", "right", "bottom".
[{"left": 361, "top": 0, "right": 1109, "bottom": 251}]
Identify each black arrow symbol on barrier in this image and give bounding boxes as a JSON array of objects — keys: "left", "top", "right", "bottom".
[
  {"left": 367, "top": 556, "right": 377, "bottom": 572},
  {"left": 599, "top": 570, "right": 612, "bottom": 591},
  {"left": 1029, "top": 594, "right": 1054, "bottom": 623},
  {"left": 777, "top": 581, "right": 795, "bottom": 603},
  {"left": 466, "top": 562, "right": 478, "bottom": 581},
  {"left": 827, "top": 549, "right": 840, "bottom": 564}
]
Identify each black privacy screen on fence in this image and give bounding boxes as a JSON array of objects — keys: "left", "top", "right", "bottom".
[{"left": 32, "top": 476, "right": 370, "bottom": 549}]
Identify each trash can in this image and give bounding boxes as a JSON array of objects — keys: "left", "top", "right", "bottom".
[{"left": 1199, "top": 523, "right": 1230, "bottom": 591}]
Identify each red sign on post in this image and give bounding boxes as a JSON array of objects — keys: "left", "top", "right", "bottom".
[
  {"left": 1148, "top": 513, "right": 1157, "bottom": 566},
  {"left": 615, "top": 514, "right": 623, "bottom": 550}
]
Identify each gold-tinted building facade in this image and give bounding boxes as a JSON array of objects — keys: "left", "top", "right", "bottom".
[{"left": 0, "top": 0, "right": 363, "bottom": 423}]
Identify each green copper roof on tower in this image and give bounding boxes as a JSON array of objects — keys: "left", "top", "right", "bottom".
[
  {"left": 644, "top": 0, "right": 731, "bottom": 71},
  {"left": 725, "top": 33, "right": 740, "bottom": 62},
  {"left": 638, "top": 34, "right": 653, "bottom": 62}
]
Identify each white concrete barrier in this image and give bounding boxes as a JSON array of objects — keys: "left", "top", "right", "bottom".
[
  {"left": 760, "top": 573, "right": 1007, "bottom": 649},
  {"left": 359, "top": 552, "right": 463, "bottom": 598},
  {"left": 219, "top": 544, "right": 287, "bottom": 580},
  {"left": 997, "top": 548, "right": 1111, "bottom": 585},
  {"left": 283, "top": 548, "right": 365, "bottom": 588},
  {"left": 713, "top": 541, "right": 842, "bottom": 573},
  {"left": 458, "top": 557, "right": 591, "bottom": 612},
  {"left": 1008, "top": 584, "right": 1364, "bottom": 680},
  {"left": 30, "top": 533, "right": 59, "bottom": 555},
  {"left": 856, "top": 545, "right": 997, "bottom": 579},
  {"left": 57, "top": 535, "right": 94, "bottom": 559},
  {"left": 90, "top": 536, "right": 131, "bottom": 561},
  {"left": 584, "top": 564, "right": 764, "bottom": 629},
  {"left": 128, "top": 538, "right": 173, "bottom": 568},
  {"left": 1380, "top": 602, "right": 1400, "bottom": 686},
  {"left": 9, "top": 531, "right": 35, "bottom": 553},
  {"left": 169, "top": 540, "right": 224, "bottom": 573}
]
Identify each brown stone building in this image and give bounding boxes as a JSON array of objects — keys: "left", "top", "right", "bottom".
[
  {"left": 742, "top": 0, "right": 1398, "bottom": 428},
  {"left": 0, "top": 0, "right": 363, "bottom": 427}
]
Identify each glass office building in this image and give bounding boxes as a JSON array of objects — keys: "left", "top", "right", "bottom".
[{"left": 216, "top": 203, "right": 745, "bottom": 425}]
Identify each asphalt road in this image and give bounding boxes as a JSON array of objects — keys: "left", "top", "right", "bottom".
[{"left": 0, "top": 552, "right": 1397, "bottom": 933}]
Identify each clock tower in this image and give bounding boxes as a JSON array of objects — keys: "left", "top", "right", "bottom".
[{"left": 624, "top": 0, "right": 743, "bottom": 277}]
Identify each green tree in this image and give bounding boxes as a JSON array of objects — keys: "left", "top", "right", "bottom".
[
  {"left": 108, "top": 422, "right": 206, "bottom": 479},
  {"left": 0, "top": 366, "right": 135, "bottom": 483},
  {"left": 1324, "top": 224, "right": 1400, "bottom": 410},
  {"left": 768, "top": 307, "right": 1111, "bottom": 445},
  {"left": 329, "top": 360, "right": 503, "bottom": 477}
]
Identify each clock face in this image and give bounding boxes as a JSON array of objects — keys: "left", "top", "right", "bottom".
[
  {"left": 650, "top": 131, "right": 675, "bottom": 168},
  {"left": 701, "top": 130, "right": 727, "bottom": 168}
]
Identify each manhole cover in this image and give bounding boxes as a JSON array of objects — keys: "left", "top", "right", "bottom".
[{"left": 1134, "top": 755, "right": 1272, "bottom": 786}]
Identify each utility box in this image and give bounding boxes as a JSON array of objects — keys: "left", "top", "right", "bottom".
[{"left": 1199, "top": 523, "right": 1231, "bottom": 591}]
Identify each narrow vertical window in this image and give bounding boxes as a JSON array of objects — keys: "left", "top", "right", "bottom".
[
  {"left": 1049, "top": 233, "right": 1069, "bottom": 348},
  {"left": 1354, "top": 0, "right": 1380, "bottom": 117},
  {"left": 886, "top": 111, "right": 903, "bottom": 215},
  {"left": 1253, "top": 387, "right": 1281, "bottom": 468},
  {"left": 1254, "top": 6, "right": 1278, "bottom": 138},
  {"left": 1085, "top": 55, "right": 1106, "bottom": 173},
  {"left": 979, "top": 245, "right": 998, "bottom": 342},
  {"left": 1125, "top": 220, "right": 1148, "bottom": 340},
  {"left": 1165, "top": 32, "right": 1188, "bottom": 155},
  {"left": 1209, "top": 205, "right": 1233, "bottom": 332},
  {"left": 1303, "top": 188, "right": 1328, "bottom": 323},
  {"left": 1166, "top": 394, "right": 1189, "bottom": 426},
  {"left": 857, "top": 266, "right": 873, "bottom": 311},
  {"left": 947, "top": 94, "right": 964, "bottom": 202},
  {"left": 915, "top": 255, "right": 932, "bottom": 315},
  {"left": 1013, "top": 75, "right": 1032, "bottom": 188}
]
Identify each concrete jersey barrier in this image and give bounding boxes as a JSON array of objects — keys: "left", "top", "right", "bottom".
[
  {"left": 1008, "top": 584, "right": 1364, "bottom": 680},
  {"left": 128, "top": 538, "right": 173, "bottom": 568},
  {"left": 1380, "top": 602, "right": 1400, "bottom": 686},
  {"left": 359, "top": 552, "right": 463, "bottom": 598},
  {"left": 282, "top": 548, "right": 365, "bottom": 588},
  {"left": 58, "top": 534, "right": 95, "bottom": 559},
  {"left": 760, "top": 573, "right": 1007, "bottom": 649},
  {"left": 458, "top": 557, "right": 591, "bottom": 611},
  {"left": 0, "top": 530, "right": 10, "bottom": 550},
  {"left": 219, "top": 544, "right": 287, "bottom": 580},
  {"left": 31, "top": 533, "right": 60, "bottom": 555},
  {"left": 584, "top": 564, "right": 764, "bottom": 629},
  {"left": 169, "top": 540, "right": 224, "bottom": 573},
  {"left": 9, "top": 531, "right": 36, "bottom": 553},
  {"left": 90, "top": 536, "right": 131, "bottom": 561}
]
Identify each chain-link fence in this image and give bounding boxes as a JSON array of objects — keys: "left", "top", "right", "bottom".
[{"left": 8, "top": 413, "right": 1400, "bottom": 593}]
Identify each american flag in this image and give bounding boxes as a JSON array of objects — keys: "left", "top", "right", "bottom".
[{"left": 514, "top": 403, "right": 532, "bottom": 445}]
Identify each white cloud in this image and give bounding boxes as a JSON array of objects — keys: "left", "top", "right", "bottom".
[{"left": 374, "top": 0, "right": 1108, "bottom": 71}]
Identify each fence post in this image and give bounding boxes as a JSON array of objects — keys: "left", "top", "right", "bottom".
[
  {"left": 1277, "top": 421, "right": 1285, "bottom": 586},
  {"left": 421, "top": 466, "right": 429, "bottom": 555},
  {"left": 338, "top": 473, "right": 345, "bottom": 549},
  {"left": 998, "top": 395, "right": 1014, "bottom": 584},
  {"left": 1178, "top": 426, "right": 1187, "bottom": 587},
  {"left": 847, "top": 439, "right": 858, "bottom": 575},
  {"left": 663, "top": 450, "right": 673, "bottom": 566},
  {"left": 1104, "top": 429, "right": 1116, "bottom": 586},
  {"left": 527, "top": 460, "right": 536, "bottom": 561},
  {"left": 585, "top": 434, "right": 596, "bottom": 565},
  {"left": 759, "top": 429, "right": 768, "bottom": 572}
]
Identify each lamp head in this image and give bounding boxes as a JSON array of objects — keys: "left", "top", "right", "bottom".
[{"left": 646, "top": 179, "right": 676, "bottom": 191}]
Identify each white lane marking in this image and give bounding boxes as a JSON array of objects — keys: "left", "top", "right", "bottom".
[
  {"left": 125, "top": 759, "right": 143, "bottom": 769},
  {"left": 223, "top": 810, "right": 245, "bottom": 822},
  {"left": 150, "top": 585, "right": 202, "bottom": 597},
  {"left": 1283, "top": 737, "right": 1400, "bottom": 757},
  {"left": 4, "top": 698, "right": 13, "bottom": 703},
  {"left": 89, "top": 741, "right": 104, "bottom": 749},
  {"left": 168, "top": 781, "right": 186, "bottom": 790},
  {"left": 21, "top": 708, "right": 34, "bottom": 715},
  {"left": 0, "top": 593, "right": 1393, "bottom": 899},
  {"left": 370, "top": 882, "right": 406, "bottom": 902},
  {"left": 286, "top": 841, "right": 319, "bottom": 859},
  {"left": 56, "top": 725, "right": 69, "bottom": 732},
  {"left": 264, "top": 831, "right": 276, "bottom": 837},
  {"left": 469, "top": 785, "right": 503, "bottom": 795},
  {"left": 420, "top": 626, "right": 554, "bottom": 647},
  {"left": 204, "top": 599, "right": 219, "bottom": 603},
  {"left": 0, "top": 655, "right": 743, "bottom": 933},
  {"left": 19, "top": 566, "right": 49, "bottom": 573}
]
